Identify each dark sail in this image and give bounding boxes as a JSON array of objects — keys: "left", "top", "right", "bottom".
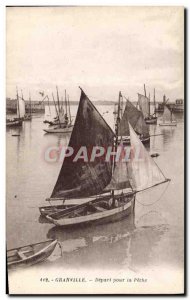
[
  {"left": 51, "top": 89, "right": 115, "bottom": 199},
  {"left": 118, "top": 99, "right": 149, "bottom": 137}
]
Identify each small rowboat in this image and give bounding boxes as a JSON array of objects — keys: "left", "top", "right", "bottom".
[
  {"left": 151, "top": 153, "right": 159, "bottom": 158},
  {"left": 7, "top": 239, "right": 57, "bottom": 269}
]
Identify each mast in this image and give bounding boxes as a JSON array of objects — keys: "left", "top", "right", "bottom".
[
  {"left": 67, "top": 94, "right": 72, "bottom": 124},
  {"left": 163, "top": 94, "right": 166, "bottom": 104},
  {"left": 154, "top": 88, "right": 156, "bottom": 116},
  {"left": 115, "top": 92, "right": 121, "bottom": 152},
  {"left": 65, "top": 89, "right": 68, "bottom": 116},
  {"left": 110, "top": 91, "right": 121, "bottom": 201},
  {"left": 144, "top": 84, "right": 147, "bottom": 97},
  {"left": 21, "top": 89, "right": 24, "bottom": 101},
  {"left": 29, "top": 91, "right": 32, "bottom": 116},
  {"left": 56, "top": 86, "right": 60, "bottom": 114},
  {"left": 16, "top": 87, "right": 20, "bottom": 119},
  {"left": 170, "top": 107, "right": 173, "bottom": 123},
  {"left": 52, "top": 93, "right": 61, "bottom": 127},
  {"left": 149, "top": 92, "right": 150, "bottom": 117},
  {"left": 47, "top": 95, "right": 51, "bottom": 115},
  {"left": 113, "top": 91, "right": 121, "bottom": 173}
]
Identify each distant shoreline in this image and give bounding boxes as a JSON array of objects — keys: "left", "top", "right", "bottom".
[{"left": 6, "top": 99, "right": 168, "bottom": 106}]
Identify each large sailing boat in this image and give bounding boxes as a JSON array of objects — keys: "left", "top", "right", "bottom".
[
  {"left": 118, "top": 93, "right": 150, "bottom": 145},
  {"left": 138, "top": 85, "right": 157, "bottom": 125},
  {"left": 159, "top": 104, "right": 177, "bottom": 126},
  {"left": 40, "top": 88, "right": 170, "bottom": 227}
]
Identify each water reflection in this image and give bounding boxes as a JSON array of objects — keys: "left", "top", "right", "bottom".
[
  {"left": 45, "top": 213, "right": 168, "bottom": 270},
  {"left": 160, "top": 127, "right": 176, "bottom": 149}
]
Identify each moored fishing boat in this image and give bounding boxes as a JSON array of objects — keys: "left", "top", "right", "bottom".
[
  {"left": 42, "top": 88, "right": 169, "bottom": 228},
  {"left": 7, "top": 239, "right": 57, "bottom": 269},
  {"left": 117, "top": 92, "right": 150, "bottom": 145}
]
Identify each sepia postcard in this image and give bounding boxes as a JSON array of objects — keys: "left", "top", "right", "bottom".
[{"left": 6, "top": 6, "right": 184, "bottom": 294}]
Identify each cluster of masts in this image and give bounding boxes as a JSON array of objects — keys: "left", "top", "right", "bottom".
[{"left": 42, "top": 87, "right": 74, "bottom": 133}]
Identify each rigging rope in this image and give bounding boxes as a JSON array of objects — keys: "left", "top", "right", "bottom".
[{"left": 135, "top": 180, "right": 170, "bottom": 206}]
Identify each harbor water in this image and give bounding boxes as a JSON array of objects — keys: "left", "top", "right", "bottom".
[{"left": 6, "top": 105, "right": 184, "bottom": 277}]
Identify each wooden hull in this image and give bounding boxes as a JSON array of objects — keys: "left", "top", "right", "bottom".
[
  {"left": 159, "top": 122, "right": 177, "bottom": 127},
  {"left": 39, "top": 204, "right": 76, "bottom": 216},
  {"left": 43, "top": 125, "right": 73, "bottom": 134},
  {"left": 145, "top": 117, "right": 157, "bottom": 124},
  {"left": 7, "top": 240, "right": 57, "bottom": 269},
  {"left": 46, "top": 196, "right": 135, "bottom": 228}
]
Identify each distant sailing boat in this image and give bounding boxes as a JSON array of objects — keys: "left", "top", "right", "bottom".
[
  {"left": 159, "top": 104, "right": 177, "bottom": 126},
  {"left": 6, "top": 88, "right": 23, "bottom": 127},
  {"left": 138, "top": 85, "right": 157, "bottom": 125},
  {"left": 44, "top": 87, "right": 74, "bottom": 134},
  {"left": 118, "top": 92, "right": 150, "bottom": 145},
  {"left": 39, "top": 88, "right": 170, "bottom": 227}
]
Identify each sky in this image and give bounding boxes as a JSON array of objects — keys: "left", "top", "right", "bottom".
[{"left": 6, "top": 6, "right": 184, "bottom": 103}]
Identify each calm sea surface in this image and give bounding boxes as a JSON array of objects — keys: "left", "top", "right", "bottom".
[{"left": 6, "top": 104, "right": 184, "bottom": 274}]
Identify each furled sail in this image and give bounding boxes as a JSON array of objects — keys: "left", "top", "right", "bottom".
[
  {"left": 17, "top": 98, "right": 25, "bottom": 118},
  {"left": 128, "top": 123, "right": 166, "bottom": 191},
  {"left": 163, "top": 105, "right": 172, "bottom": 123},
  {"left": 104, "top": 141, "right": 131, "bottom": 191},
  {"left": 51, "top": 88, "right": 115, "bottom": 199},
  {"left": 118, "top": 99, "right": 149, "bottom": 137}
]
